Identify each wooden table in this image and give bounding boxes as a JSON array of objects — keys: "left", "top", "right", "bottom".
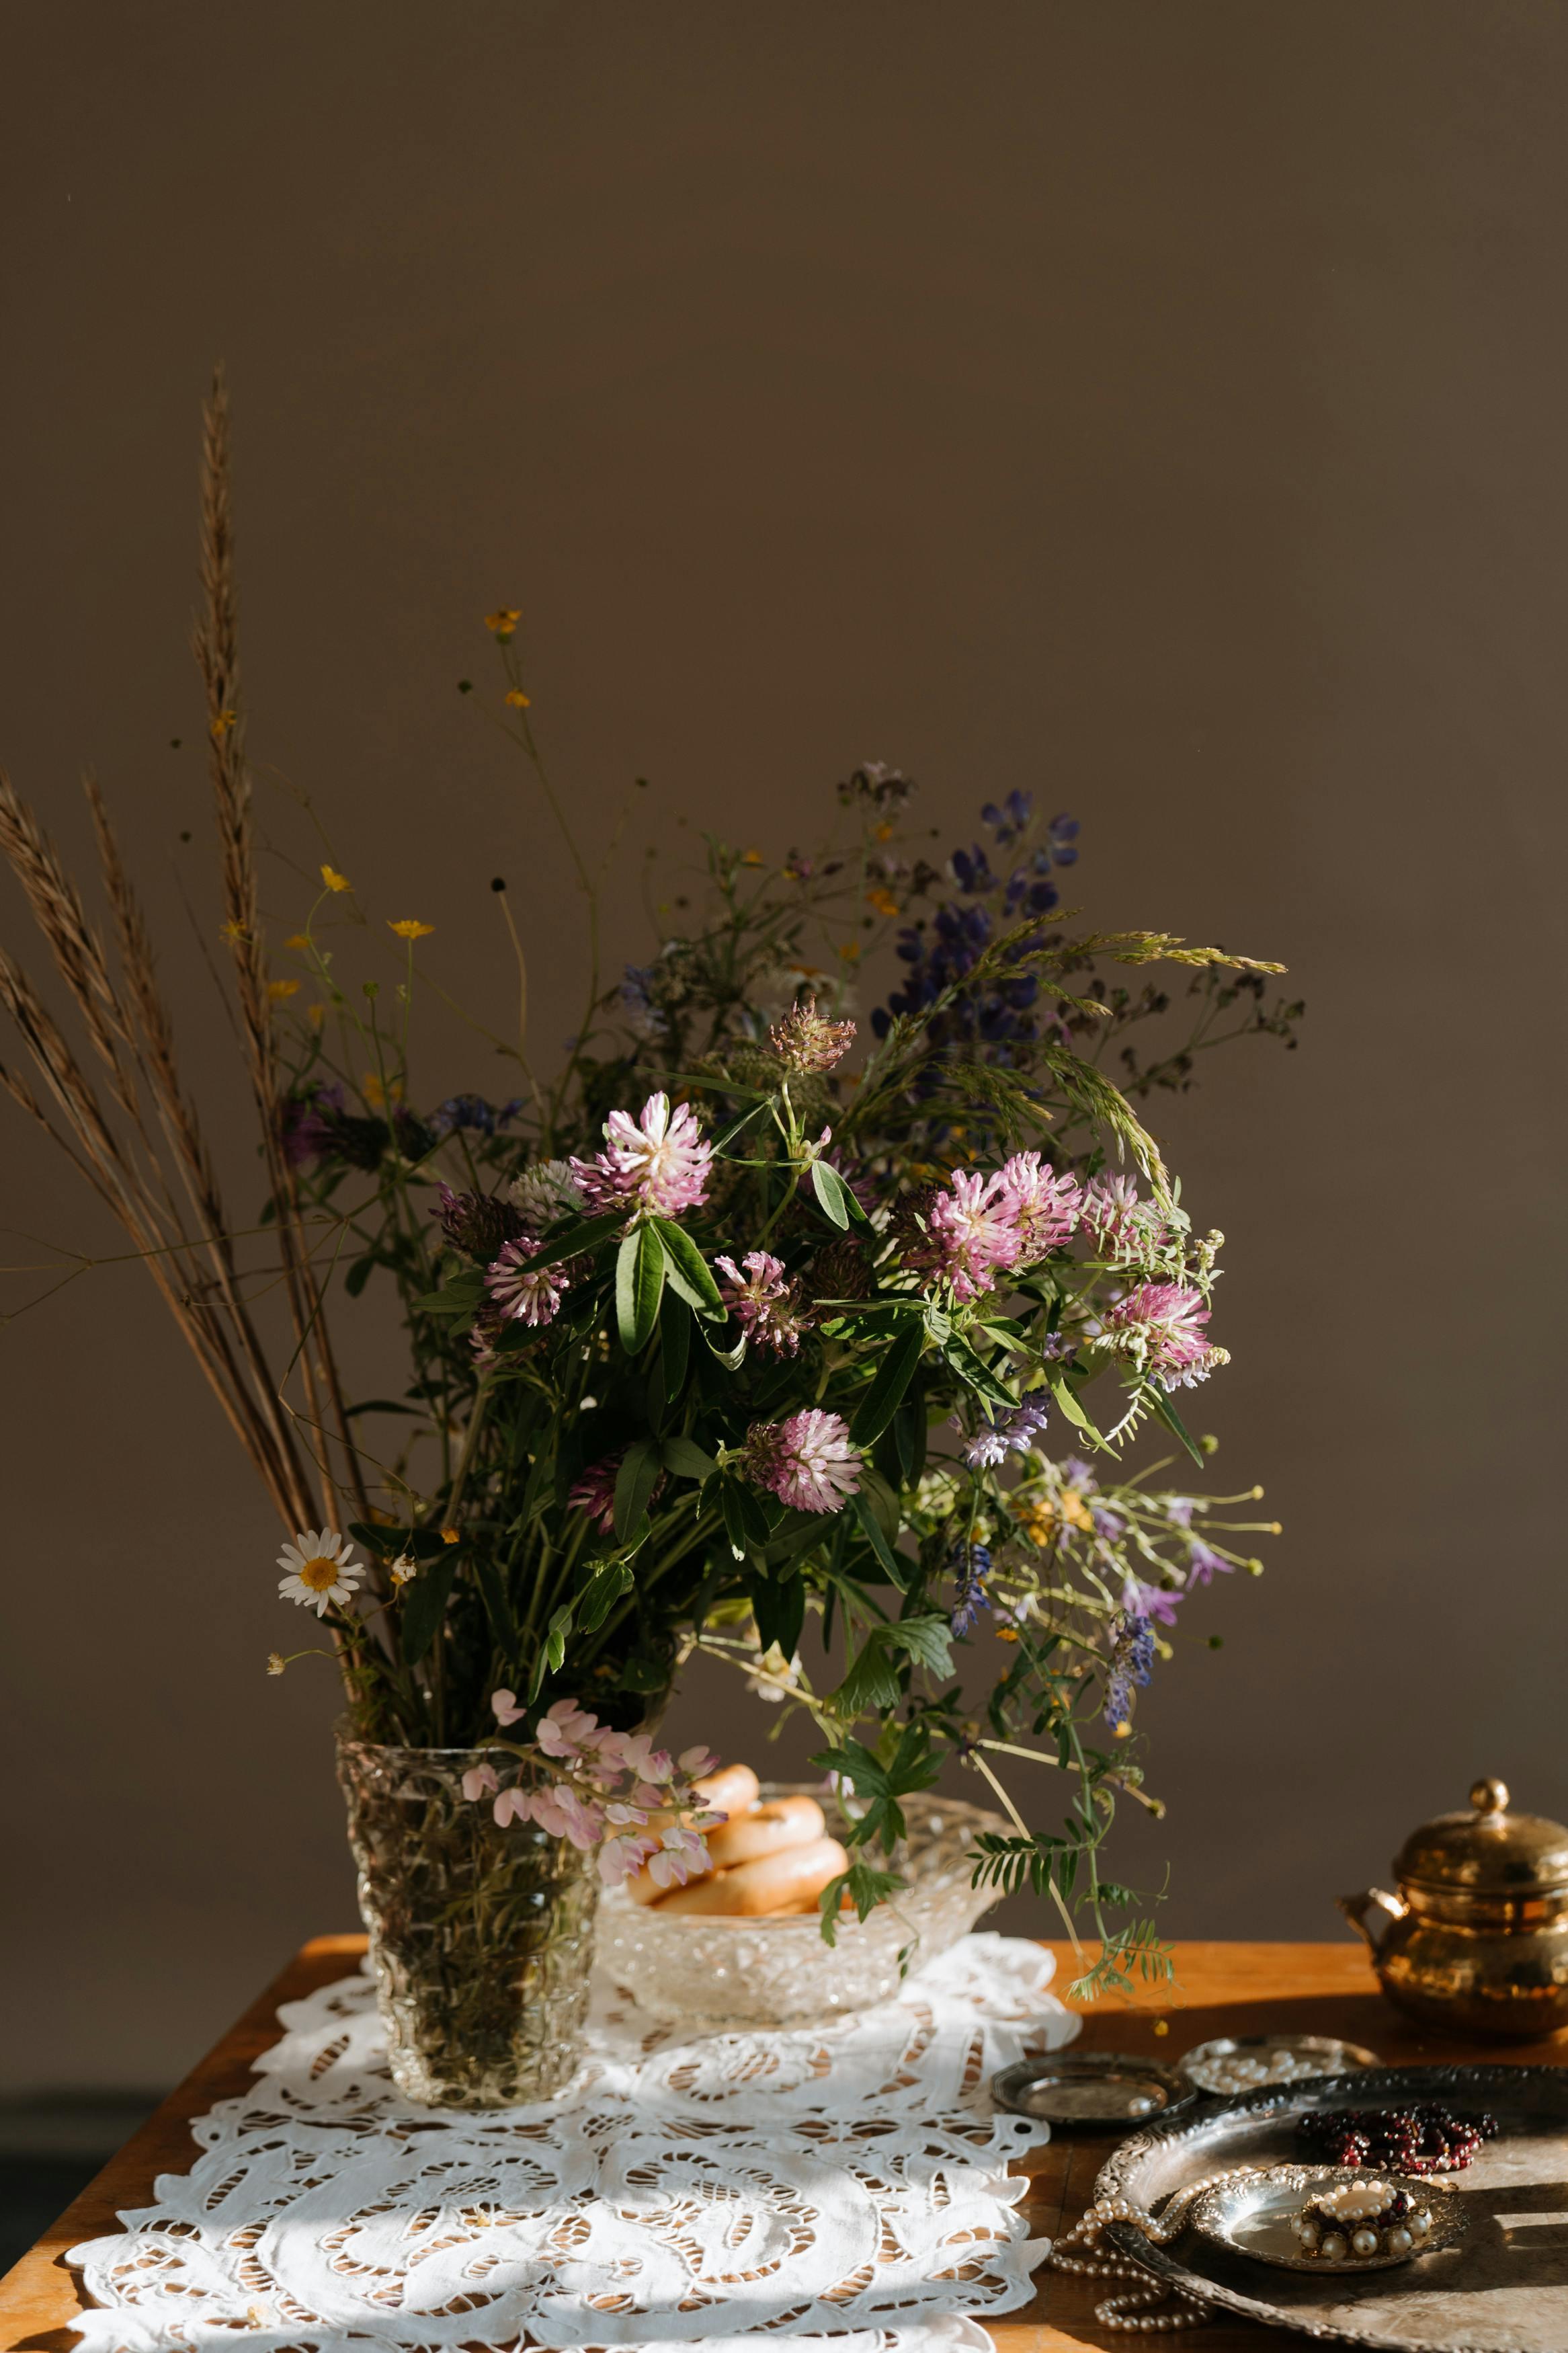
[{"left": 3, "top": 1938, "right": 1563, "bottom": 2350}]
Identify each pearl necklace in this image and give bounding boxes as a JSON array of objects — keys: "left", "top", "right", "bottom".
[{"left": 1048, "top": 2165, "right": 1261, "bottom": 2331}]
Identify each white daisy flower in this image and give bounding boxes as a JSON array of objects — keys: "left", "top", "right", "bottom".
[
  {"left": 277, "top": 1528, "right": 363, "bottom": 1617},
  {"left": 390, "top": 1554, "right": 418, "bottom": 1587}
]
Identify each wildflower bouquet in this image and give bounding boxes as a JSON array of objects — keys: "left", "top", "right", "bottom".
[{"left": 0, "top": 382, "right": 1298, "bottom": 1993}]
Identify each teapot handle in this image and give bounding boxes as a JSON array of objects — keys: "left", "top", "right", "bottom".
[{"left": 1337, "top": 1885, "right": 1408, "bottom": 1959}]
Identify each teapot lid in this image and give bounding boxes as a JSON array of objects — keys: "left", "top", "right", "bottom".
[{"left": 1395, "top": 1779, "right": 1568, "bottom": 1895}]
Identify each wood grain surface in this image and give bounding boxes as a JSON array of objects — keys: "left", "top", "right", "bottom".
[{"left": 3, "top": 1938, "right": 1563, "bottom": 2351}]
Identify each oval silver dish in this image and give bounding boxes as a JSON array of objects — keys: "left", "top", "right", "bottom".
[
  {"left": 1190, "top": 2163, "right": 1465, "bottom": 2274},
  {"left": 991, "top": 2050, "right": 1198, "bottom": 2129},
  {"left": 1181, "top": 2033, "right": 1383, "bottom": 2096}
]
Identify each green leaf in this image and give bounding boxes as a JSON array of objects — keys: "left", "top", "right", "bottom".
[
  {"left": 851, "top": 1488, "right": 907, "bottom": 1589},
  {"left": 400, "top": 1557, "right": 458, "bottom": 1665},
  {"left": 831, "top": 1632, "right": 904, "bottom": 1715},
  {"left": 616, "top": 1223, "right": 665, "bottom": 1354},
  {"left": 659, "top": 1289, "right": 691, "bottom": 1401},
  {"left": 577, "top": 1557, "right": 634, "bottom": 1633},
  {"left": 1145, "top": 1380, "right": 1205, "bottom": 1466},
  {"left": 702, "top": 1322, "right": 748, "bottom": 1370},
  {"left": 412, "top": 1272, "right": 486, "bottom": 1315},
  {"left": 660, "top": 1433, "right": 718, "bottom": 1482},
  {"left": 653, "top": 1218, "right": 725, "bottom": 1316},
  {"left": 720, "top": 1475, "right": 772, "bottom": 1560},
  {"left": 749, "top": 1566, "right": 806, "bottom": 1659},
  {"left": 344, "top": 1255, "right": 378, "bottom": 1298},
  {"left": 811, "top": 1158, "right": 868, "bottom": 1229},
  {"left": 850, "top": 1324, "right": 925, "bottom": 1447},
  {"left": 884, "top": 1611, "right": 954, "bottom": 1679},
  {"left": 614, "top": 1437, "right": 663, "bottom": 1540},
  {"left": 1047, "top": 1368, "right": 1104, "bottom": 1441},
  {"left": 520, "top": 1209, "right": 624, "bottom": 1275},
  {"left": 942, "top": 1330, "right": 1018, "bottom": 1411}
]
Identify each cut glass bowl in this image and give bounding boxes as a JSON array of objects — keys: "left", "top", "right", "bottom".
[{"left": 595, "top": 1784, "right": 1008, "bottom": 2028}]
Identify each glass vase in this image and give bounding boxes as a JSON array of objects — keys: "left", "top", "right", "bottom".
[{"left": 336, "top": 1730, "right": 600, "bottom": 2108}]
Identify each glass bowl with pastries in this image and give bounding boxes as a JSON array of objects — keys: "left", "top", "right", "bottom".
[{"left": 595, "top": 1768, "right": 1011, "bottom": 2028}]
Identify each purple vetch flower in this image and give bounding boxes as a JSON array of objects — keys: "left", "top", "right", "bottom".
[
  {"left": 715, "top": 1250, "right": 811, "bottom": 1356},
  {"left": 1163, "top": 1496, "right": 1196, "bottom": 1529},
  {"left": 948, "top": 1540, "right": 992, "bottom": 1636},
  {"left": 743, "top": 1408, "right": 861, "bottom": 1515},
  {"left": 569, "top": 1455, "right": 622, "bottom": 1533},
  {"left": 1186, "top": 1538, "right": 1233, "bottom": 1589},
  {"left": 1093, "top": 1505, "right": 1128, "bottom": 1542},
  {"left": 999, "top": 1153, "right": 1082, "bottom": 1261},
  {"left": 1122, "top": 1576, "right": 1180, "bottom": 1626},
  {"left": 485, "top": 1235, "right": 569, "bottom": 1329},
  {"left": 959, "top": 1422, "right": 1009, "bottom": 1470},
  {"left": 1004, "top": 1398, "right": 1050, "bottom": 1455},
  {"left": 571, "top": 1091, "right": 712, "bottom": 1220},
  {"left": 1104, "top": 1609, "right": 1157, "bottom": 1732}
]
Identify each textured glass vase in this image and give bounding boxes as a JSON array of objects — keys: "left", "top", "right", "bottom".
[{"left": 336, "top": 1732, "right": 600, "bottom": 2108}]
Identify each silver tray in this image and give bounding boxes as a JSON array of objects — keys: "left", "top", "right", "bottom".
[{"left": 1096, "top": 2064, "right": 1568, "bottom": 2351}]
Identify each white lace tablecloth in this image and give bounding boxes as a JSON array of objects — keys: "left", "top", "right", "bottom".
[{"left": 67, "top": 1931, "right": 1079, "bottom": 2352}]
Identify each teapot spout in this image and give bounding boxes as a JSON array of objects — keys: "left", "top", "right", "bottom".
[{"left": 1337, "top": 1886, "right": 1408, "bottom": 1960}]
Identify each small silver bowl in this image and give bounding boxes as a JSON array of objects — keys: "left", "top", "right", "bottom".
[
  {"left": 1180, "top": 2032, "right": 1382, "bottom": 2097},
  {"left": 1190, "top": 2162, "right": 1465, "bottom": 2274},
  {"left": 991, "top": 2050, "right": 1198, "bottom": 2130}
]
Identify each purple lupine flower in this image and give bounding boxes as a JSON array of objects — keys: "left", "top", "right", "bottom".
[
  {"left": 1004, "top": 1398, "right": 1050, "bottom": 1455},
  {"left": 571, "top": 1091, "right": 712, "bottom": 1220}
]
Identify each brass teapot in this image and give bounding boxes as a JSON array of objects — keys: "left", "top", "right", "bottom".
[{"left": 1339, "top": 1778, "right": 1568, "bottom": 2040}]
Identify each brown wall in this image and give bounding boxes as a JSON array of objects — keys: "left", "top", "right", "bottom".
[{"left": 5, "top": 0, "right": 1567, "bottom": 2093}]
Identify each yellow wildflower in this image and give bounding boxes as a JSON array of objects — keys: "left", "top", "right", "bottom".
[
  {"left": 1114, "top": 1721, "right": 1132, "bottom": 1741},
  {"left": 267, "top": 978, "right": 301, "bottom": 1000},
  {"left": 838, "top": 941, "right": 861, "bottom": 963},
  {"left": 307, "top": 1002, "right": 328, "bottom": 1026},
  {"left": 865, "top": 886, "right": 899, "bottom": 918},
  {"left": 210, "top": 709, "right": 237, "bottom": 737},
  {"left": 740, "top": 848, "right": 763, "bottom": 867},
  {"left": 504, "top": 688, "right": 531, "bottom": 709},
  {"left": 874, "top": 821, "right": 894, "bottom": 842},
  {"left": 388, "top": 918, "right": 435, "bottom": 941},
  {"left": 321, "top": 864, "right": 350, "bottom": 893},
  {"left": 1014, "top": 1499, "right": 1055, "bottom": 1548},
  {"left": 441, "top": 1525, "right": 460, "bottom": 1545},
  {"left": 485, "top": 606, "right": 521, "bottom": 639},
  {"left": 995, "top": 1626, "right": 1020, "bottom": 1643},
  {"left": 1061, "top": 1488, "right": 1096, "bottom": 1534},
  {"left": 1152, "top": 2017, "right": 1170, "bottom": 2036},
  {"left": 219, "top": 918, "right": 247, "bottom": 945},
  {"left": 362, "top": 1070, "right": 404, "bottom": 1109},
  {"left": 286, "top": 932, "right": 312, "bottom": 951}
]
